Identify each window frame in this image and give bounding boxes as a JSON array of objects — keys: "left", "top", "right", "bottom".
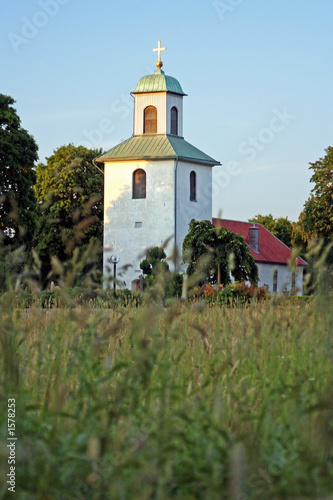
[
  {"left": 132, "top": 169, "right": 146, "bottom": 199},
  {"left": 143, "top": 105, "right": 157, "bottom": 134},
  {"left": 170, "top": 106, "right": 178, "bottom": 135}
]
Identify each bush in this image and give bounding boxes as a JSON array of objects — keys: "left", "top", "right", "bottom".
[{"left": 202, "top": 281, "right": 268, "bottom": 306}]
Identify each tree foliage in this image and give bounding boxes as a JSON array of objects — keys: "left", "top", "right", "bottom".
[
  {"left": 33, "top": 144, "right": 103, "bottom": 285},
  {"left": 249, "top": 213, "right": 293, "bottom": 248},
  {"left": 183, "top": 220, "right": 258, "bottom": 285},
  {"left": 140, "top": 246, "right": 170, "bottom": 289},
  {"left": 291, "top": 199, "right": 317, "bottom": 257},
  {"left": 307, "top": 146, "right": 333, "bottom": 241},
  {"left": 140, "top": 246, "right": 169, "bottom": 277},
  {"left": 0, "top": 94, "right": 38, "bottom": 249},
  {"left": 292, "top": 147, "right": 333, "bottom": 266},
  {"left": 139, "top": 246, "right": 183, "bottom": 298}
]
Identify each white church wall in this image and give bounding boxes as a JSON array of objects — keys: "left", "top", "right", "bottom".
[
  {"left": 176, "top": 161, "right": 213, "bottom": 258},
  {"left": 103, "top": 159, "right": 175, "bottom": 288},
  {"left": 256, "top": 263, "right": 304, "bottom": 296}
]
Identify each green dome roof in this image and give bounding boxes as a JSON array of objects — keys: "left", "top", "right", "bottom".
[{"left": 132, "top": 70, "right": 186, "bottom": 96}]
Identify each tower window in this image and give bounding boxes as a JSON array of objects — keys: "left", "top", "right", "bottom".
[
  {"left": 190, "top": 171, "right": 196, "bottom": 201},
  {"left": 133, "top": 169, "right": 146, "bottom": 199},
  {"left": 144, "top": 106, "right": 157, "bottom": 134},
  {"left": 170, "top": 106, "right": 178, "bottom": 135}
]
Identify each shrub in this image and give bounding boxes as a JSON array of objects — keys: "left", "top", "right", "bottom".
[{"left": 213, "top": 281, "right": 268, "bottom": 306}]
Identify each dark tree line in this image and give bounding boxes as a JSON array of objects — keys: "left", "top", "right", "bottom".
[{"left": 0, "top": 94, "right": 103, "bottom": 289}]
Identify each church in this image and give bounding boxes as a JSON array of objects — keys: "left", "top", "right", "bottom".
[
  {"left": 96, "top": 41, "right": 306, "bottom": 295},
  {"left": 96, "top": 41, "right": 220, "bottom": 290}
]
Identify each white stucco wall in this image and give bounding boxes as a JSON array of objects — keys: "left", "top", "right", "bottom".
[
  {"left": 175, "top": 160, "right": 213, "bottom": 257},
  {"left": 103, "top": 157, "right": 214, "bottom": 288},
  {"left": 103, "top": 159, "right": 175, "bottom": 288},
  {"left": 133, "top": 93, "right": 184, "bottom": 136},
  {"left": 257, "top": 262, "right": 304, "bottom": 296}
]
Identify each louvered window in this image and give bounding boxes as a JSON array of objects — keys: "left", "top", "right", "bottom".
[
  {"left": 144, "top": 106, "right": 157, "bottom": 134},
  {"left": 170, "top": 106, "right": 178, "bottom": 135},
  {"left": 133, "top": 169, "right": 146, "bottom": 199}
]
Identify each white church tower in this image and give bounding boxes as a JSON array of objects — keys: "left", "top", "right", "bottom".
[{"left": 96, "top": 41, "right": 220, "bottom": 290}]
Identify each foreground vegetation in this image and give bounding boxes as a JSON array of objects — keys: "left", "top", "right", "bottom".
[{"left": 0, "top": 291, "right": 332, "bottom": 499}]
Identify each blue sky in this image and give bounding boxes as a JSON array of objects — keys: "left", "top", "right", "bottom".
[{"left": 2, "top": 0, "right": 332, "bottom": 222}]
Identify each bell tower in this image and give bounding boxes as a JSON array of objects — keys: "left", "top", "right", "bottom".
[{"left": 132, "top": 41, "right": 186, "bottom": 137}]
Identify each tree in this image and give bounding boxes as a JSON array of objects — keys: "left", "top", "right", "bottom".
[
  {"left": 33, "top": 144, "right": 103, "bottom": 285},
  {"left": 249, "top": 214, "right": 293, "bottom": 248},
  {"left": 307, "top": 146, "right": 333, "bottom": 241},
  {"left": 140, "top": 246, "right": 169, "bottom": 287},
  {"left": 140, "top": 247, "right": 169, "bottom": 276},
  {"left": 140, "top": 246, "right": 183, "bottom": 297},
  {"left": 0, "top": 94, "right": 38, "bottom": 249},
  {"left": 183, "top": 220, "right": 258, "bottom": 286},
  {"left": 291, "top": 148, "right": 333, "bottom": 260},
  {"left": 291, "top": 199, "right": 317, "bottom": 257}
]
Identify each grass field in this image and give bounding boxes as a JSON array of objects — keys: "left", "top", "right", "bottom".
[{"left": 0, "top": 292, "right": 332, "bottom": 499}]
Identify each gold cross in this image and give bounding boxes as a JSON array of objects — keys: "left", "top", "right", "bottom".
[{"left": 153, "top": 40, "right": 166, "bottom": 69}]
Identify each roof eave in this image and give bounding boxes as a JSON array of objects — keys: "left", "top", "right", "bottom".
[
  {"left": 97, "top": 155, "right": 178, "bottom": 163},
  {"left": 177, "top": 156, "right": 220, "bottom": 166},
  {"left": 132, "top": 90, "right": 187, "bottom": 97}
]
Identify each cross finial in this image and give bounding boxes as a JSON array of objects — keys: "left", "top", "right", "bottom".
[{"left": 153, "top": 40, "right": 167, "bottom": 69}]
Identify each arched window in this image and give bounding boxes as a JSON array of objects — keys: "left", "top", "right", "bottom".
[
  {"left": 190, "top": 171, "right": 196, "bottom": 201},
  {"left": 144, "top": 106, "right": 157, "bottom": 134},
  {"left": 170, "top": 106, "right": 178, "bottom": 135},
  {"left": 133, "top": 169, "right": 146, "bottom": 199}
]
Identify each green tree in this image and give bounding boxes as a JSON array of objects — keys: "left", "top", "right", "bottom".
[
  {"left": 140, "top": 247, "right": 169, "bottom": 287},
  {"left": 291, "top": 199, "right": 317, "bottom": 257},
  {"left": 249, "top": 213, "right": 293, "bottom": 247},
  {"left": 140, "top": 247, "right": 183, "bottom": 297},
  {"left": 294, "top": 147, "right": 333, "bottom": 290},
  {"left": 183, "top": 220, "right": 258, "bottom": 286},
  {"left": 0, "top": 94, "right": 38, "bottom": 249},
  {"left": 307, "top": 146, "right": 333, "bottom": 241},
  {"left": 33, "top": 144, "right": 103, "bottom": 285}
]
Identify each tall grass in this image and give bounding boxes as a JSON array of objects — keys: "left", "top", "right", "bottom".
[{"left": 0, "top": 291, "right": 332, "bottom": 499}]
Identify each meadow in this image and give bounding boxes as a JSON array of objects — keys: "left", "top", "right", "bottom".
[{"left": 0, "top": 289, "right": 332, "bottom": 500}]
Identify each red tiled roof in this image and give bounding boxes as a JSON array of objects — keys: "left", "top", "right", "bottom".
[{"left": 212, "top": 218, "right": 307, "bottom": 266}]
